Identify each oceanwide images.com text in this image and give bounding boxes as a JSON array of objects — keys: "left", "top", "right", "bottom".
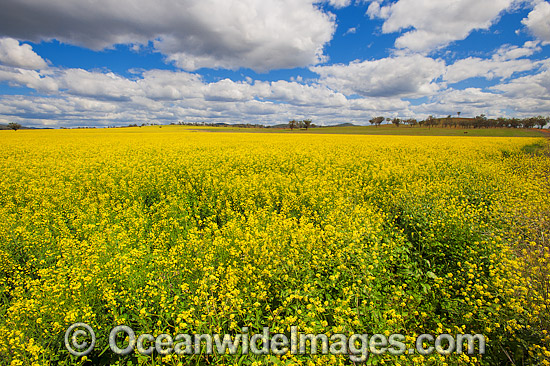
[{"left": 65, "top": 323, "right": 486, "bottom": 361}]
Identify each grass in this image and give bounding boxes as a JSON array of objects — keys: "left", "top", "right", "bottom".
[
  {"left": 307, "top": 125, "right": 547, "bottom": 137},
  {"left": 521, "top": 141, "right": 549, "bottom": 155}
]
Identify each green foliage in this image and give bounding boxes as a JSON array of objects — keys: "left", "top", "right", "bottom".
[
  {"left": 7, "top": 122, "right": 21, "bottom": 131},
  {"left": 521, "top": 141, "right": 547, "bottom": 155}
]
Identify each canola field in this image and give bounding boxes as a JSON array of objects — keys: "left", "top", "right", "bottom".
[{"left": 0, "top": 127, "right": 549, "bottom": 366}]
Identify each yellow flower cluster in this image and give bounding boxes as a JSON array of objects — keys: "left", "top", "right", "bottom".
[{"left": 0, "top": 127, "right": 548, "bottom": 365}]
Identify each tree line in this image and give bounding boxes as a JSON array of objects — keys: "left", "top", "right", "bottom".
[
  {"left": 288, "top": 119, "right": 313, "bottom": 130},
  {"left": 369, "top": 114, "right": 549, "bottom": 129}
]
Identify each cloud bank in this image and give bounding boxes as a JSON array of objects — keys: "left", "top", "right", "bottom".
[
  {"left": 0, "top": 0, "right": 336, "bottom": 71},
  {"left": 522, "top": 1, "right": 550, "bottom": 45},
  {"left": 367, "top": 0, "right": 517, "bottom": 52}
]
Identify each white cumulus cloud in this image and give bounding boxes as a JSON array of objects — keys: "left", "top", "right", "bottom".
[
  {"left": 326, "top": 0, "right": 352, "bottom": 8},
  {"left": 492, "top": 61, "right": 550, "bottom": 100},
  {"left": 369, "top": 0, "right": 517, "bottom": 52},
  {"left": 522, "top": 1, "right": 550, "bottom": 44},
  {"left": 0, "top": 0, "right": 336, "bottom": 72},
  {"left": 0, "top": 38, "right": 48, "bottom": 69},
  {"left": 444, "top": 42, "right": 542, "bottom": 83},
  {"left": 311, "top": 54, "right": 445, "bottom": 97}
]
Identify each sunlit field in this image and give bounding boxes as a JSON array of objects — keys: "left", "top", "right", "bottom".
[{"left": 1, "top": 127, "right": 549, "bottom": 365}]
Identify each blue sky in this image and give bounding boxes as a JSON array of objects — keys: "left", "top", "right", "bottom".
[{"left": 0, "top": 0, "right": 549, "bottom": 127}]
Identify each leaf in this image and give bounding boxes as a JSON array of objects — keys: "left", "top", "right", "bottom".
[{"left": 426, "top": 271, "right": 437, "bottom": 280}]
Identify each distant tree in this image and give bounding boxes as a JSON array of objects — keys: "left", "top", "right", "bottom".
[
  {"left": 8, "top": 122, "right": 21, "bottom": 131},
  {"left": 509, "top": 117, "right": 521, "bottom": 128},
  {"left": 425, "top": 115, "right": 435, "bottom": 128},
  {"left": 288, "top": 120, "right": 297, "bottom": 130},
  {"left": 303, "top": 119, "right": 312, "bottom": 130},
  {"left": 457, "top": 112, "right": 461, "bottom": 117},
  {"left": 539, "top": 116, "right": 549, "bottom": 129},
  {"left": 392, "top": 118, "right": 401, "bottom": 127},
  {"left": 474, "top": 114, "right": 487, "bottom": 128},
  {"left": 532, "top": 116, "right": 548, "bottom": 129},
  {"left": 496, "top": 117, "right": 508, "bottom": 128},
  {"left": 404, "top": 118, "right": 417, "bottom": 127},
  {"left": 369, "top": 116, "right": 385, "bottom": 127},
  {"left": 522, "top": 117, "right": 537, "bottom": 129}
]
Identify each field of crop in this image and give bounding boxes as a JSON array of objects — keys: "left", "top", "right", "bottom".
[{"left": 0, "top": 127, "right": 549, "bottom": 365}]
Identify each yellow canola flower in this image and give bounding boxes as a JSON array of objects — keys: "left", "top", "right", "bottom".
[{"left": 0, "top": 127, "right": 548, "bottom": 365}]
